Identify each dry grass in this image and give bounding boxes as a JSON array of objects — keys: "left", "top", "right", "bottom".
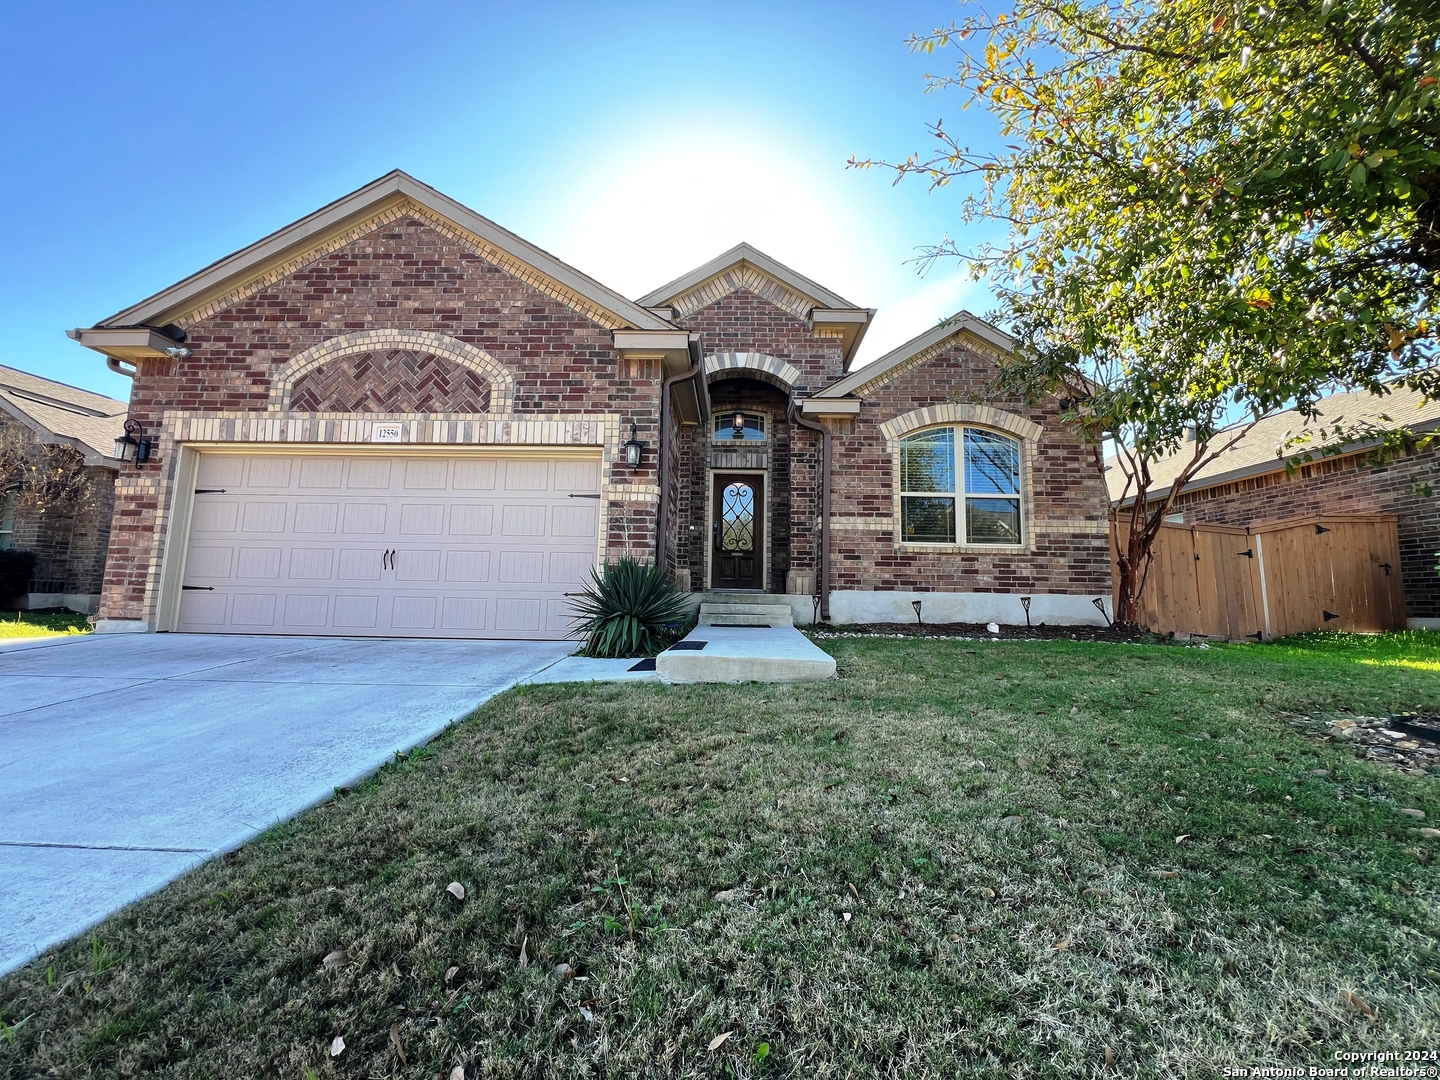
[{"left": 1, "top": 633, "right": 1438, "bottom": 1078}]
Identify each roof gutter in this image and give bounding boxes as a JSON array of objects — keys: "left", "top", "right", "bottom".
[
  {"left": 656, "top": 334, "right": 705, "bottom": 572},
  {"left": 789, "top": 400, "right": 832, "bottom": 621}
]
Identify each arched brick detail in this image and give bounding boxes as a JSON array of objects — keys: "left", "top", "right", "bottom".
[
  {"left": 269, "top": 329, "right": 515, "bottom": 413},
  {"left": 878, "top": 403, "right": 1043, "bottom": 445},
  {"left": 703, "top": 351, "right": 803, "bottom": 393}
]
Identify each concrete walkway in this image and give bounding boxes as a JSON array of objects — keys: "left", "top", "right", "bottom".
[{"left": 0, "top": 633, "right": 572, "bottom": 976}]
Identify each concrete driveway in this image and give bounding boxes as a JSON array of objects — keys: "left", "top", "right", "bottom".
[{"left": 0, "top": 632, "right": 572, "bottom": 976}]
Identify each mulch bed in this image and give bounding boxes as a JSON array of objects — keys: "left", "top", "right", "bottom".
[{"left": 807, "top": 621, "right": 1182, "bottom": 644}]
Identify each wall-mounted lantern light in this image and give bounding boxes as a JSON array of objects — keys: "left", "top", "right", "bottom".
[
  {"left": 732, "top": 412, "right": 745, "bottom": 438},
  {"left": 114, "top": 418, "right": 152, "bottom": 466},
  {"left": 624, "top": 422, "right": 646, "bottom": 470}
]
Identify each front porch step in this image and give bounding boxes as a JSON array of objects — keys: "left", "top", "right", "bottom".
[
  {"left": 698, "top": 603, "right": 794, "bottom": 628},
  {"left": 656, "top": 625, "right": 836, "bottom": 683}
]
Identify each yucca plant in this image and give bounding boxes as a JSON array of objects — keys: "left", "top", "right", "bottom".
[{"left": 569, "top": 557, "right": 692, "bottom": 658}]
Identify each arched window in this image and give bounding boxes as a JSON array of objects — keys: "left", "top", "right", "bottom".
[
  {"left": 899, "top": 427, "right": 1022, "bottom": 545},
  {"left": 713, "top": 412, "right": 766, "bottom": 441}
]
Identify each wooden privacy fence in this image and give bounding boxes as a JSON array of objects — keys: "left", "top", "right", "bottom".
[{"left": 1114, "top": 514, "right": 1405, "bottom": 640}]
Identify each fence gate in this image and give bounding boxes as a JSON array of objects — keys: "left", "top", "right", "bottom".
[{"left": 1115, "top": 514, "right": 1403, "bottom": 640}]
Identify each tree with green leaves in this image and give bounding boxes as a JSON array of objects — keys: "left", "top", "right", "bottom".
[{"left": 854, "top": 0, "right": 1438, "bottom": 625}]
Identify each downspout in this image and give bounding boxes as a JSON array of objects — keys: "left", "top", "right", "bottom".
[
  {"left": 656, "top": 334, "right": 704, "bottom": 571},
  {"left": 790, "top": 401, "right": 832, "bottom": 621}
]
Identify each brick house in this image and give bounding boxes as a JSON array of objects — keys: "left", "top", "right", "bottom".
[
  {"left": 0, "top": 364, "right": 127, "bottom": 613},
  {"left": 69, "top": 171, "right": 1112, "bottom": 638},
  {"left": 1106, "top": 384, "right": 1440, "bottom": 627}
]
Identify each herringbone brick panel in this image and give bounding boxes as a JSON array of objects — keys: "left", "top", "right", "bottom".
[{"left": 289, "top": 350, "right": 491, "bottom": 413}]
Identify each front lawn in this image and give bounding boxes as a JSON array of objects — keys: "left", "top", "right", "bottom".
[
  {"left": 0, "top": 611, "right": 90, "bottom": 639},
  {"left": 2, "top": 633, "right": 1438, "bottom": 1077}
]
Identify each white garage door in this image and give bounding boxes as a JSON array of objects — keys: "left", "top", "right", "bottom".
[{"left": 175, "top": 452, "right": 601, "bottom": 639}]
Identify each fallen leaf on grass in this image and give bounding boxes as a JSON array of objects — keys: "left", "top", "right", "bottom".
[
  {"left": 578, "top": 1005, "right": 595, "bottom": 1022},
  {"left": 450, "top": 1068, "right": 466, "bottom": 1080},
  {"left": 714, "top": 888, "right": 747, "bottom": 902},
  {"left": 518, "top": 936, "right": 529, "bottom": 969},
  {"left": 1000, "top": 815, "right": 1024, "bottom": 825},
  {"left": 1104, "top": 1046, "right": 1115, "bottom": 1066},
  {"left": 1082, "top": 888, "right": 1110, "bottom": 898},
  {"left": 847, "top": 882, "right": 859, "bottom": 900},
  {"left": 446, "top": 882, "right": 466, "bottom": 901},
  {"left": 1175, "top": 835, "right": 1190, "bottom": 845},
  {"left": 329, "top": 1036, "right": 345, "bottom": 1057},
  {"left": 1053, "top": 938, "right": 1072, "bottom": 950},
  {"left": 389, "top": 1023, "right": 406, "bottom": 1065},
  {"left": 1346, "top": 991, "right": 1377, "bottom": 1018},
  {"left": 971, "top": 886, "right": 997, "bottom": 899},
  {"left": 1420, "top": 828, "right": 1440, "bottom": 839},
  {"left": 708, "top": 1031, "right": 734, "bottom": 1051},
  {"left": 322, "top": 949, "right": 348, "bottom": 970},
  {"left": 445, "top": 965, "right": 459, "bottom": 984},
  {"left": 843, "top": 911, "right": 852, "bottom": 923},
  {"left": 1149, "top": 870, "right": 1179, "bottom": 879},
  {"left": 1401, "top": 808, "right": 1426, "bottom": 819},
  {"left": 554, "top": 962, "right": 575, "bottom": 979}
]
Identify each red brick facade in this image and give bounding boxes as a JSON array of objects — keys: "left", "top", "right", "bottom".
[
  {"left": 667, "top": 293, "right": 1112, "bottom": 609},
  {"left": 1161, "top": 444, "right": 1440, "bottom": 620},
  {"left": 825, "top": 345, "right": 1111, "bottom": 596},
  {"left": 87, "top": 178, "right": 1114, "bottom": 629},
  {"left": 100, "top": 216, "right": 659, "bottom": 623}
]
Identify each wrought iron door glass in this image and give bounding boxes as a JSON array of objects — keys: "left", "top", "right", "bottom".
[{"left": 720, "top": 482, "right": 755, "bottom": 551}]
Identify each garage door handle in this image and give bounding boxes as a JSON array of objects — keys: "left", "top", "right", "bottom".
[
  {"left": 194, "top": 488, "right": 227, "bottom": 494},
  {"left": 182, "top": 585, "right": 215, "bottom": 591},
  {"left": 568, "top": 493, "right": 601, "bottom": 499}
]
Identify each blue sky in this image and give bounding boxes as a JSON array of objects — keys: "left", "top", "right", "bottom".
[{"left": 1, "top": 1, "right": 1005, "bottom": 401}]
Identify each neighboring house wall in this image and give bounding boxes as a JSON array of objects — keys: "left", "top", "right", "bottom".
[
  {"left": 0, "top": 421, "right": 116, "bottom": 609},
  {"left": 100, "top": 213, "right": 660, "bottom": 625},
  {"left": 1161, "top": 442, "right": 1440, "bottom": 621},
  {"left": 825, "top": 340, "right": 1113, "bottom": 624}
]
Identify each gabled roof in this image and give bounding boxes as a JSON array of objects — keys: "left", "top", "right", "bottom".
[
  {"left": 640, "top": 242, "right": 860, "bottom": 311},
  {"left": 811, "top": 310, "right": 1016, "bottom": 398},
  {"left": 87, "top": 170, "right": 677, "bottom": 334},
  {"left": 1104, "top": 383, "right": 1440, "bottom": 503},
  {"left": 0, "top": 364, "right": 129, "bottom": 467},
  {"left": 638, "top": 243, "right": 874, "bottom": 365}
]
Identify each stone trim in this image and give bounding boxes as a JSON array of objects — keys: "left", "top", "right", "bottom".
[
  {"left": 670, "top": 265, "right": 815, "bottom": 322},
  {"left": 704, "top": 351, "right": 802, "bottom": 390},
  {"left": 878, "top": 403, "right": 1043, "bottom": 445},
  {"left": 269, "top": 329, "right": 517, "bottom": 414}
]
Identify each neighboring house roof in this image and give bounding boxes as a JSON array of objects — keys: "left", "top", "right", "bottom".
[
  {"left": 0, "top": 364, "right": 128, "bottom": 467},
  {"left": 638, "top": 243, "right": 875, "bottom": 367},
  {"left": 1104, "top": 383, "right": 1440, "bottom": 503},
  {"left": 811, "top": 310, "right": 1017, "bottom": 399},
  {"left": 80, "top": 170, "right": 677, "bottom": 338}
]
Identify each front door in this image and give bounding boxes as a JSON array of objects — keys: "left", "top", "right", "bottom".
[{"left": 712, "top": 473, "right": 764, "bottom": 590}]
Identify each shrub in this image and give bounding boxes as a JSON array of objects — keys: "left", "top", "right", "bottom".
[
  {"left": 569, "top": 557, "right": 692, "bottom": 658},
  {"left": 0, "top": 550, "right": 36, "bottom": 604}
]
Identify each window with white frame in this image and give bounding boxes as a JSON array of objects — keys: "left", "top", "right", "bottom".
[
  {"left": 0, "top": 489, "right": 15, "bottom": 550},
  {"left": 899, "top": 427, "right": 1023, "bottom": 545}
]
